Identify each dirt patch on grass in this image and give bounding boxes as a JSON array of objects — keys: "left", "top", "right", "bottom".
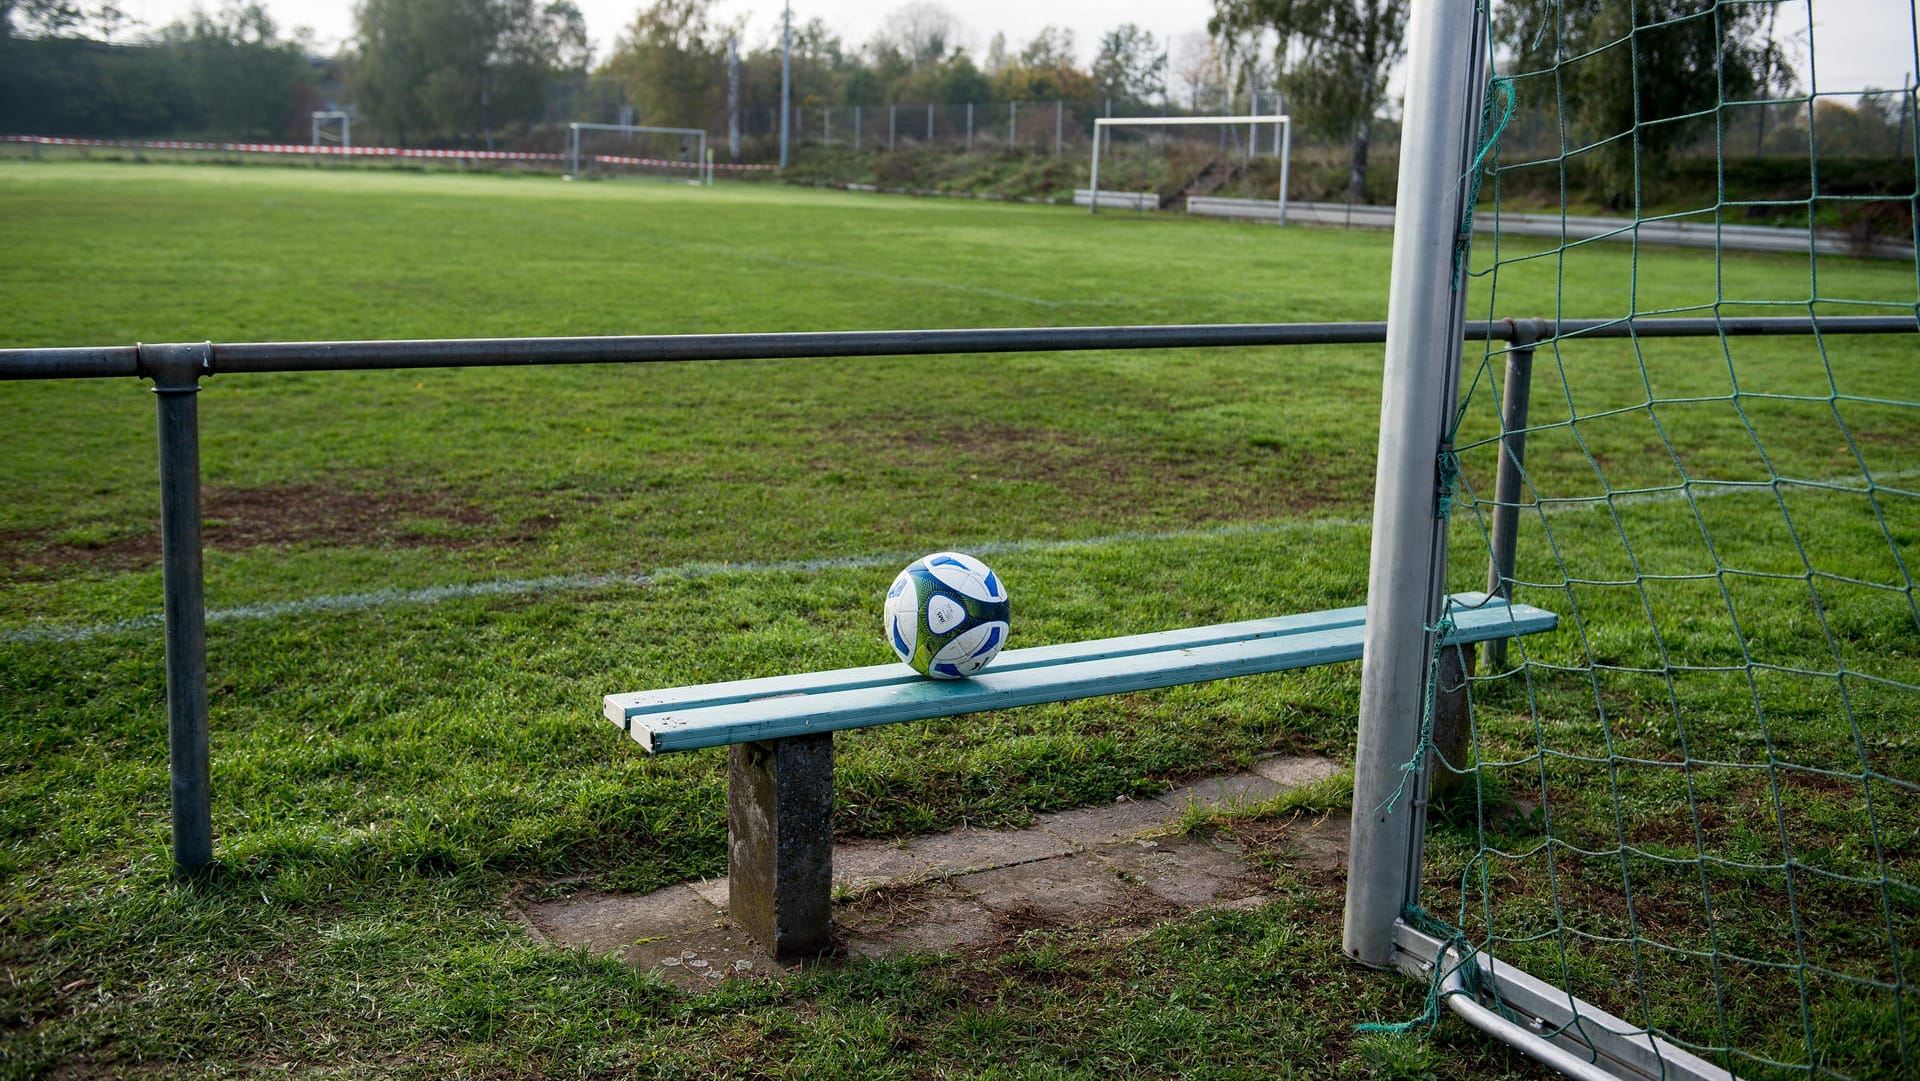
[
  {"left": 823, "top": 422, "right": 1366, "bottom": 521},
  {"left": 0, "top": 482, "right": 551, "bottom": 580}
]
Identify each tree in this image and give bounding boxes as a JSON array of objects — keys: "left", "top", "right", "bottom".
[
  {"left": 991, "top": 26, "right": 1094, "bottom": 102},
  {"left": 158, "top": 3, "right": 308, "bottom": 138},
  {"left": 1495, "top": 0, "right": 1790, "bottom": 205},
  {"left": 601, "top": 0, "right": 726, "bottom": 129},
  {"left": 1171, "top": 32, "right": 1227, "bottom": 111},
  {"left": 869, "top": 1, "right": 963, "bottom": 70},
  {"left": 353, "top": 0, "right": 587, "bottom": 147},
  {"left": 1092, "top": 23, "right": 1166, "bottom": 109},
  {"left": 1210, "top": 0, "right": 1408, "bottom": 204}
]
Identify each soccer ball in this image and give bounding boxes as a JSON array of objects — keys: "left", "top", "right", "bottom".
[{"left": 883, "top": 551, "right": 1011, "bottom": 679}]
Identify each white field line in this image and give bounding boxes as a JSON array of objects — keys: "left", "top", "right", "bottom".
[
  {"left": 1, "top": 518, "right": 1370, "bottom": 645},
  {"left": 6, "top": 467, "right": 1915, "bottom": 645}
]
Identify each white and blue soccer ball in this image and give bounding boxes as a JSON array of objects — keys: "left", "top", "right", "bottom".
[{"left": 884, "top": 551, "right": 1011, "bottom": 679}]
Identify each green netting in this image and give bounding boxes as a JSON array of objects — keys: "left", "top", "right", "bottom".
[{"left": 1406, "top": 1, "right": 1919, "bottom": 1077}]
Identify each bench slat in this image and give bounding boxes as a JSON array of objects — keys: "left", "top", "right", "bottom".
[
  {"left": 603, "top": 601, "right": 1374, "bottom": 725},
  {"left": 608, "top": 594, "right": 1556, "bottom": 754}
]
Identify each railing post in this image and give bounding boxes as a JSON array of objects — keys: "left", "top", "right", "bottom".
[
  {"left": 1485, "top": 318, "right": 1541, "bottom": 670},
  {"left": 141, "top": 342, "right": 215, "bottom": 877},
  {"left": 729, "top": 734, "right": 834, "bottom": 960},
  {"left": 1343, "top": 0, "right": 1487, "bottom": 969}
]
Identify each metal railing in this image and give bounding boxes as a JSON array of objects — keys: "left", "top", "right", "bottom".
[{"left": 2, "top": 314, "right": 1913, "bottom": 876}]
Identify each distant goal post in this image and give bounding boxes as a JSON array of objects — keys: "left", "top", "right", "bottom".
[
  {"left": 310, "top": 111, "right": 350, "bottom": 156},
  {"left": 1088, "top": 114, "right": 1292, "bottom": 221},
  {"left": 565, "top": 123, "right": 713, "bottom": 185}
]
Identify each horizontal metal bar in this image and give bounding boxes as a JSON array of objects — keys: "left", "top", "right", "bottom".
[
  {"left": 1392, "top": 923, "right": 1733, "bottom": 1081},
  {"left": 0, "top": 345, "right": 143, "bottom": 379},
  {"left": 1, "top": 316, "right": 1911, "bottom": 382},
  {"left": 1096, "top": 115, "right": 1289, "bottom": 128},
  {"left": 569, "top": 122, "right": 707, "bottom": 137}
]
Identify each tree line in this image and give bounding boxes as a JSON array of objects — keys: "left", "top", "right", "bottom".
[{"left": 4, "top": 0, "right": 1909, "bottom": 207}]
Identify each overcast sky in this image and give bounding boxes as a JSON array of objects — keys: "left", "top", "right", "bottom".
[{"left": 113, "top": 0, "right": 1919, "bottom": 95}]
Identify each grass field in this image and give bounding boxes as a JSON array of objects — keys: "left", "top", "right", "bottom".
[{"left": 1, "top": 161, "right": 1916, "bottom": 1079}]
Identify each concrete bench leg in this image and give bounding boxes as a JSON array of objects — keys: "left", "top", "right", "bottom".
[{"left": 728, "top": 733, "right": 834, "bottom": 960}]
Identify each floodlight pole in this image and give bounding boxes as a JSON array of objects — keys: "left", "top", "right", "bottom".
[
  {"left": 779, "top": 2, "right": 791, "bottom": 170},
  {"left": 728, "top": 38, "right": 741, "bottom": 162},
  {"left": 1343, "top": 0, "right": 1488, "bottom": 968}
]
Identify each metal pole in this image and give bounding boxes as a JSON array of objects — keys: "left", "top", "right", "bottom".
[
  {"left": 1008, "top": 101, "right": 1016, "bottom": 149},
  {"left": 778, "top": 2, "right": 791, "bottom": 169},
  {"left": 1089, "top": 121, "right": 1102, "bottom": 215},
  {"left": 927, "top": 102, "right": 934, "bottom": 143},
  {"left": 854, "top": 105, "right": 861, "bottom": 152},
  {"left": 889, "top": 104, "right": 896, "bottom": 150},
  {"left": 728, "top": 38, "right": 741, "bottom": 162},
  {"left": 1278, "top": 118, "right": 1292, "bottom": 225},
  {"left": 1054, "top": 100, "right": 1063, "bottom": 155},
  {"left": 966, "top": 102, "right": 973, "bottom": 149},
  {"left": 1343, "top": 0, "right": 1487, "bottom": 969},
  {"left": 824, "top": 105, "right": 830, "bottom": 145},
  {"left": 142, "top": 342, "right": 214, "bottom": 877},
  {"left": 1484, "top": 319, "right": 1540, "bottom": 670}
]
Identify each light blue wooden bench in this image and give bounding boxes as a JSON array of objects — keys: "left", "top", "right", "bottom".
[{"left": 604, "top": 591, "right": 1557, "bottom": 958}]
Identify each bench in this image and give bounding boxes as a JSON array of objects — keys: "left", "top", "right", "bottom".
[{"left": 604, "top": 591, "right": 1558, "bottom": 959}]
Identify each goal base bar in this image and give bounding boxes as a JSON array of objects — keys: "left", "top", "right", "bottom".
[{"left": 1392, "top": 922, "right": 1733, "bottom": 1081}]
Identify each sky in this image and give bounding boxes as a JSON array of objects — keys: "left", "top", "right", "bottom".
[{"left": 113, "top": 0, "right": 1920, "bottom": 95}]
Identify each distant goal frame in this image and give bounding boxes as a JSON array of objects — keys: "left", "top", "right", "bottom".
[
  {"left": 565, "top": 122, "right": 713, "bottom": 185},
  {"left": 1088, "top": 114, "right": 1292, "bottom": 221}
]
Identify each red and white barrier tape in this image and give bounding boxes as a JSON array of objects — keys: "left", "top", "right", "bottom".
[{"left": 3, "top": 135, "right": 778, "bottom": 171}]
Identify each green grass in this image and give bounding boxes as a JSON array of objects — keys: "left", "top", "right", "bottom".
[{"left": 1, "top": 161, "right": 1916, "bottom": 1078}]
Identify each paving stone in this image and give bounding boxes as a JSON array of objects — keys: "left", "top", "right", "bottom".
[
  {"left": 1155, "top": 770, "right": 1287, "bottom": 813},
  {"left": 1250, "top": 754, "right": 1344, "bottom": 790},
  {"left": 957, "top": 855, "right": 1147, "bottom": 927},
  {"left": 1033, "top": 795, "right": 1173, "bottom": 847},
  {"left": 522, "top": 885, "right": 717, "bottom": 957},
  {"left": 519, "top": 764, "right": 1337, "bottom": 981},
  {"left": 1280, "top": 812, "right": 1352, "bottom": 872},
  {"left": 909, "top": 824, "right": 1075, "bottom": 877},
  {"left": 840, "top": 881, "right": 997, "bottom": 958},
  {"left": 1097, "top": 834, "right": 1264, "bottom": 908},
  {"left": 687, "top": 877, "right": 728, "bottom": 909},
  {"left": 626, "top": 923, "right": 776, "bottom": 992},
  {"left": 834, "top": 839, "right": 932, "bottom": 891}
]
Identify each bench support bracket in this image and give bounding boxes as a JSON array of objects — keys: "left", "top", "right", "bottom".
[{"left": 728, "top": 734, "right": 834, "bottom": 960}]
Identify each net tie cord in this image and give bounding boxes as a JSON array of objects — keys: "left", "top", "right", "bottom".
[
  {"left": 1357, "top": 904, "right": 1515, "bottom": 1035},
  {"left": 1454, "top": 75, "right": 1518, "bottom": 287},
  {"left": 1377, "top": 614, "right": 1457, "bottom": 819}
]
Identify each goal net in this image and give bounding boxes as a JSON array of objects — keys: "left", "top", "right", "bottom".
[
  {"left": 1347, "top": 1, "right": 1919, "bottom": 1078},
  {"left": 565, "top": 123, "right": 712, "bottom": 184}
]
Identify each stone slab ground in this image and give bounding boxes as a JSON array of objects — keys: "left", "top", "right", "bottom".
[{"left": 518, "top": 754, "right": 1345, "bottom": 992}]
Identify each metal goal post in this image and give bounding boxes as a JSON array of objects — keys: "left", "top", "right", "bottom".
[
  {"left": 565, "top": 122, "right": 712, "bottom": 185},
  {"left": 1087, "top": 114, "right": 1292, "bottom": 219},
  {"left": 310, "top": 111, "right": 350, "bottom": 157}
]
